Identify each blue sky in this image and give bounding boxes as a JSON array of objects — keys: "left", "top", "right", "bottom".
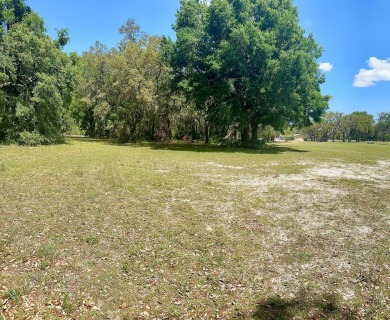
[{"left": 27, "top": 0, "right": 390, "bottom": 118}]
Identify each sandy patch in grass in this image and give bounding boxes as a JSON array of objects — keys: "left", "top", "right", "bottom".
[
  {"left": 202, "top": 158, "right": 390, "bottom": 313},
  {"left": 308, "top": 162, "right": 390, "bottom": 182},
  {"left": 230, "top": 159, "right": 390, "bottom": 190},
  {"left": 206, "top": 161, "right": 245, "bottom": 170}
]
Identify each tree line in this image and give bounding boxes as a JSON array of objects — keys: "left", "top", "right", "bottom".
[
  {"left": 0, "top": 0, "right": 387, "bottom": 146},
  {"left": 304, "top": 111, "right": 390, "bottom": 142}
]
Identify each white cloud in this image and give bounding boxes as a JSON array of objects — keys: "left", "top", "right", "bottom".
[
  {"left": 319, "top": 62, "right": 333, "bottom": 72},
  {"left": 353, "top": 57, "right": 390, "bottom": 87}
]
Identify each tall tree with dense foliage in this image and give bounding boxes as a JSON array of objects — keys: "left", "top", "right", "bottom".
[
  {"left": 72, "top": 41, "right": 110, "bottom": 137},
  {"left": 305, "top": 111, "right": 344, "bottom": 141},
  {"left": 170, "top": 0, "right": 329, "bottom": 145},
  {"left": 347, "top": 111, "right": 375, "bottom": 142},
  {"left": 324, "top": 111, "right": 343, "bottom": 141},
  {"left": 0, "top": 0, "right": 76, "bottom": 144},
  {"left": 74, "top": 19, "right": 175, "bottom": 142},
  {"left": 374, "top": 112, "right": 390, "bottom": 142},
  {"left": 166, "top": 0, "right": 230, "bottom": 143}
]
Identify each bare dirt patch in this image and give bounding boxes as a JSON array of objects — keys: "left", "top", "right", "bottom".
[
  {"left": 196, "top": 157, "right": 389, "bottom": 317},
  {"left": 308, "top": 160, "right": 390, "bottom": 183}
]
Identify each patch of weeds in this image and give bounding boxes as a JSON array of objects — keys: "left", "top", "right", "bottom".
[
  {"left": 85, "top": 236, "right": 100, "bottom": 245},
  {"left": 312, "top": 292, "right": 341, "bottom": 313},
  {"left": 364, "top": 293, "right": 388, "bottom": 319},
  {"left": 0, "top": 162, "right": 5, "bottom": 172},
  {"left": 62, "top": 293, "right": 77, "bottom": 314},
  {"left": 284, "top": 249, "right": 313, "bottom": 264},
  {"left": 20, "top": 254, "right": 30, "bottom": 264},
  {"left": 36, "top": 242, "right": 57, "bottom": 262},
  {"left": 213, "top": 251, "right": 225, "bottom": 266},
  {"left": 122, "top": 260, "right": 133, "bottom": 274},
  {"left": 4, "top": 288, "right": 23, "bottom": 302},
  {"left": 355, "top": 269, "right": 381, "bottom": 285},
  {"left": 296, "top": 251, "right": 312, "bottom": 263},
  {"left": 0, "top": 240, "right": 10, "bottom": 258},
  {"left": 75, "top": 165, "right": 83, "bottom": 177},
  {"left": 86, "top": 310, "right": 105, "bottom": 319},
  {"left": 39, "top": 260, "right": 51, "bottom": 270}
]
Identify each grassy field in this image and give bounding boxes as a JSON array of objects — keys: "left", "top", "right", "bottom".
[{"left": 0, "top": 139, "right": 389, "bottom": 319}]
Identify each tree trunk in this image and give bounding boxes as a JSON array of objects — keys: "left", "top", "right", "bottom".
[
  {"left": 241, "top": 123, "right": 250, "bottom": 145},
  {"left": 89, "top": 118, "right": 96, "bottom": 137},
  {"left": 150, "top": 121, "right": 155, "bottom": 141},
  {"left": 251, "top": 121, "right": 258, "bottom": 145},
  {"left": 167, "top": 116, "right": 171, "bottom": 140},
  {"left": 204, "top": 122, "right": 210, "bottom": 144}
]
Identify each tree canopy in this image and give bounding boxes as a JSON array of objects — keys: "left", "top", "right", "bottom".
[
  {"left": 168, "top": 0, "right": 330, "bottom": 145},
  {"left": 0, "top": 0, "right": 75, "bottom": 144},
  {"left": 375, "top": 112, "right": 390, "bottom": 142},
  {"left": 72, "top": 19, "right": 175, "bottom": 142}
]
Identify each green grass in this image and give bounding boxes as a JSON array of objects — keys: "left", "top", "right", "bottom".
[{"left": 0, "top": 139, "right": 389, "bottom": 319}]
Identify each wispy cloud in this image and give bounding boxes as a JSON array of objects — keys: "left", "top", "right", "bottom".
[
  {"left": 319, "top": 62, "right": 333, "bottom": 72},
  {"left": 353, "top": 57, "right": 390, "bottom": 87}
]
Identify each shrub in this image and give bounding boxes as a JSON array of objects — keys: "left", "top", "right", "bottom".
[
  {"left": 17, "top": 131, "right": 44, "bottom": 146},
  {"left": 153, "top": 129, "right": 168, "bottom": 142}
]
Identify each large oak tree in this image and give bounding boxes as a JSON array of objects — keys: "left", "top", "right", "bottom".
[{"left": 170, "top": 0, "right": 329, "bottom": 145}]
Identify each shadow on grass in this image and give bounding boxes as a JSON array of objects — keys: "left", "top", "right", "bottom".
[
  {"left": 65, "top": 136, "right": 104, "bottom": 144},
  {"left": 148, "top": 142, "right": 308, "bottom": 155},
  {"left": 253, "top": 292, "right": 358, "bottom": 320},
  {"left": 66, "top": 137, "right": 309, "bottom": 155}
]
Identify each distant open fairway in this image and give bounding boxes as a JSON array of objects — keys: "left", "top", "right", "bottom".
[{"left": 1, "top": 140, "right": 389, "bottom": 319}]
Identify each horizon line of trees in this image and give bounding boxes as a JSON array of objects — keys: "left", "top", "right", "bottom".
[
  {"left": 303, "top": 111, "right": 390, "bottom": 142},
  {"left": 1, "top": 0, "right": 389, "bottom": 146}
]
